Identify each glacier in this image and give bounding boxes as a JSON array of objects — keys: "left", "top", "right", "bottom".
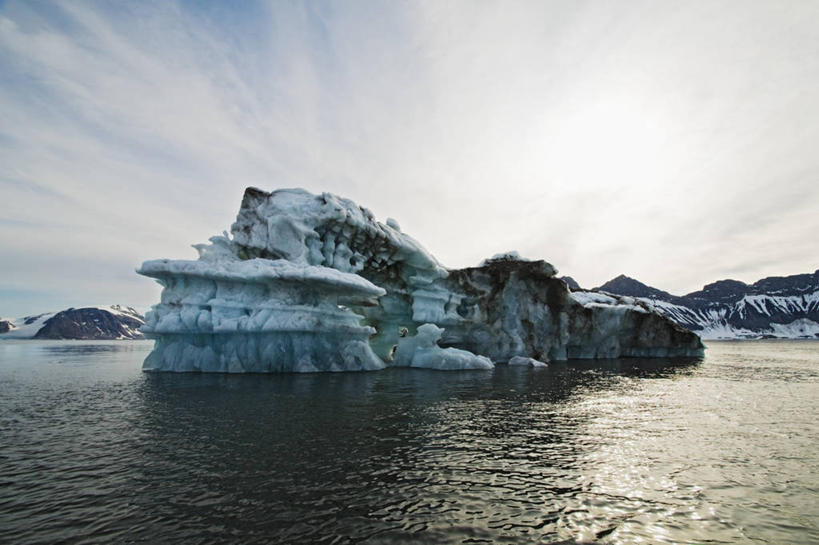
[{"left": 137, "top": 187, "right": 704, "bottom": 373}]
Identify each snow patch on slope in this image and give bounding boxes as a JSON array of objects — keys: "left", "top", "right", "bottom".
[
  {"left": 769, "top": 318, "right": 819, "bottom": 338},
  {"left": 0, "top": 313, "right": 57, "bottom": 338},
  {"left": 635, "top": 291, "right": 819, "bottom": 340},
  {"left": 0, "top": 306, "right": 145, "bottom": 339}
]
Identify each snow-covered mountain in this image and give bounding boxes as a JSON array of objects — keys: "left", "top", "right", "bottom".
[
  {"left": 588, "top": 271, "right": 819, "bottom": 340},
  {"left": 0, "top": 305, "right": 145, "bottom": 340}
]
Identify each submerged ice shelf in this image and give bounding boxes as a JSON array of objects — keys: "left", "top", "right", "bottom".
[{"left": 138, "top": 187, "right": 704, "bottom": 372}]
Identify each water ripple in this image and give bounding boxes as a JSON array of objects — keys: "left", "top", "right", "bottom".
[{"left": 0, "top": 340, "right": 817, "bottom": 543}]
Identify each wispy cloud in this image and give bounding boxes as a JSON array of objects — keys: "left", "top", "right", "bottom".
[{"left": 1, "top": 0, "right": 817, "bottom": 315}]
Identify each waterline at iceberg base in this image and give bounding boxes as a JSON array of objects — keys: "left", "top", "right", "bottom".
[{"left": 137, "top": 188, "right": 704, "bottom": 372}]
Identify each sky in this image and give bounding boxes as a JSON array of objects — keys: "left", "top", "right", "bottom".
[{"left": 1, "top": 0, "right": 818, "bottom": 317}]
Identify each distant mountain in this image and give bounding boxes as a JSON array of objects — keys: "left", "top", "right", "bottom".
[
  {"left": 590, "top": 271, "right": 819, "bottom": 340},
  {"left": 0, "top": 306, "right": 145, "bottom": 340},
  {"left": 596, "top": 274, "right": 678, "bottom": 302}
]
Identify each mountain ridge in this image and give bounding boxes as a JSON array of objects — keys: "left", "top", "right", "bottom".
[
  {"left": 586, "top": 270, "right": 819, "bottom": 339},
  {"left": 0, "top": 306, "right": 145, "bottom": 340}
]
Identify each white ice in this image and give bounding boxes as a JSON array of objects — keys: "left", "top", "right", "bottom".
[
  {"left": 570, "top": 290, "right": 649, "bottom": 313},
  {"left": 139, "top": 258, "right": 385, "bottom": 299},
  {"left": 393, "top": 324, "right": 494, "bottom": 370},
  {"left": 230, "top": 188, "right": 446, "bottom": 280},
  {"left": 138, "top": 257, "right": 386, "bottom": 372},
  {"left": 508, "top": 356, "right": 548, "bottom": 367}
]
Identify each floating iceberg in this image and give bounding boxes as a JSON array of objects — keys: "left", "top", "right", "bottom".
[
  {"left": 508, "top": 356, "right": 548, "bottom": 368},
  {"left": 137, "top": 187, "right": 704, "bottom": 372}
]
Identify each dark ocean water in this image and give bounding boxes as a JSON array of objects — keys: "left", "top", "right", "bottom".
[{"left": 0, "top": 340, "right": 817, "bottom": 544}]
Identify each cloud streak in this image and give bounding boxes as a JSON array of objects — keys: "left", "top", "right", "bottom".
[{"left": 1, "top": 0, "right": 817, "bottom": 316}]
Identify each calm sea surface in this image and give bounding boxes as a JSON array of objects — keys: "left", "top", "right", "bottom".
[{"left": 0, "top": 340, "right": 817, "bottom": 544}]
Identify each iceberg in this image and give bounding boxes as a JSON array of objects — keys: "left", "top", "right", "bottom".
[
  {"left": 393, "top": 324, "right": 493, "bottom": 370},
  {"left": 138, "top": 257, "right": 385, "bottom": 372},
  {"left": 508, "top": 356, "right": 548, "bottom": 368},
  {"left": 137, "top": 187, "right": 704, "bottom": 373}
]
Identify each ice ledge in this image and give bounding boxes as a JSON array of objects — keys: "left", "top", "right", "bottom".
[{"left": 139, "top": 258, "right": 385, "bottom": 298}]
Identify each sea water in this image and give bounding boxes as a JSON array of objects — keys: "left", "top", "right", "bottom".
[{"left": 0, "top": 340, "right": 816, "bottom": 544}]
